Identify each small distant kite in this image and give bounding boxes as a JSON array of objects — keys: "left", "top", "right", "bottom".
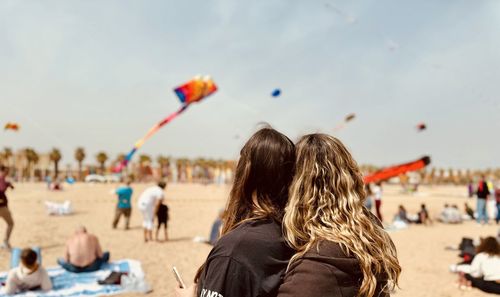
[
  {"left": 114, "top": 76, "right": 217, "bottom": 173},
  {"left": 364, "top": 156, "right": 431, "bottom": 184},
  {"left": 4, "top": 122, "right": 20, "bottom": 131},
  {"left": 271, "top": 89, "right": 281, "bottom": 97},
  {"left": 416, "top": 123, "right": 427, "bottom": 132},
  {"left": 333, "top": 113, "right": 356, "bottom": 132},
  {"left": 345, "top": 113, "right": 356, "bottom": 122}
]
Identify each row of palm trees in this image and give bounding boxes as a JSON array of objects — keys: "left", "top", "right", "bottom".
[
  {"left": 0, "top": 147, "right": 234, "bottom": 181},
  {"left": 1, "top": 146, "right": 499, "bottom": 184}
]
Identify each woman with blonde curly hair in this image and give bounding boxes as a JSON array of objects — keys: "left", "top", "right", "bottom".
[{"left": 278, "top": 134, "right": 401, "bottom": 297}]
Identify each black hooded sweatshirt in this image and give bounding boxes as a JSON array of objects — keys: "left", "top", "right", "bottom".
[
  {"left": 197, "top": 219, "right": 293, "bottom": 297},
  {"left": 278, "top": 240, "right": 390, "bottom": 297}
]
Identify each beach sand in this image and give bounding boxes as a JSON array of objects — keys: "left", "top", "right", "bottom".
[{"left": 0, "top": 183, "right": 497, "bottom": 297}]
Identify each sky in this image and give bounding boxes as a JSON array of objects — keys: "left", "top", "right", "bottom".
[{"left": 1, "top": 0, "right": 499, "bottom": 169}]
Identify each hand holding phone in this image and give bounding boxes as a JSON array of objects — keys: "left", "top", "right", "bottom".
[{"left": 172, "top": 266, "right": 186, "bottom": 289}]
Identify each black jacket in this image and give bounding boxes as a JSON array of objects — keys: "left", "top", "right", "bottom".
[
  {"left": 197, "top": 219, "right": 293, "bottom": 297},
  {"left": 477, "top": 181, "right": 490, "bottom": 199},
  {"left": 278, "top": 240, "right": 389, "bottom": 297}
]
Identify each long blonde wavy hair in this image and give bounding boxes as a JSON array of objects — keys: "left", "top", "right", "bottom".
[{"left": 283, "top": 134, "right": 401, "bottom": 297}]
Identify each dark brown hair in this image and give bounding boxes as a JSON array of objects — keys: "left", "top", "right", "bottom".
[
  {"left": 157, "top": 181, "right": 167, "bottom": 189},
  {"left": 20, "top": 248, "right": 38, "bottom": 268},
  {"left": 221, "top": 127, "right": 295, "bottom": 235},
  {"left": 477, "top": 236, "right": 500, "bottom": 256},
  {"left": 195, "top": 127, "right": 295, "bottom": 282}
]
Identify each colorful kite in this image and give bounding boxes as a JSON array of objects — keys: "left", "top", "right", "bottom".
[
  {"left": 364, "top": 156, "right": 431, "bottom": 184},
  {"left": 4, "top": 122, "right": 20, "bottom": 131},
  {"left": 271, "top": 89, "right": 281, "bottom": 97},
  {"left": 416, "top": 122, "right": 427, "bottom": 132},
  {"left": 114, "top": 76, "right": 217, "bottom": 173}
]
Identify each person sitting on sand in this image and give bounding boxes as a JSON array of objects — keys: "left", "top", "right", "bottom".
[
  {"left": 156, "top": 201, "right": 169, "bottom": 241},
  {"left": 439, "top": 203, "right": 462, "bottom": 224},
  {"left": 3, "top": 248, "right": 52, "bottom": 294},
  {"left": 57, "top": 226, "right": 110, "bottom": 273},
  {"left": 112, "top": 180, "right": 133, "bottom": 230},
  {"left": 456, "top": 237, "right": 500, "bottom": 294},
  {"left": 137, "top": 181, "right": 166, "bottom": 242},
  {"left": 208, "top": 209, "right": 224, "bottom": 245},
  {"left": 464, "top": 202, "right": 475, "bottom": 220},
  {"left": 394, "top": 205, "right": 410, "bottom": 223},
  {"left": 417, "top": 203, "right": 432, "bottom": 225}
]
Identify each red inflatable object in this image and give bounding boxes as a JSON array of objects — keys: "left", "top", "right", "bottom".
[{"left": 364, "top": 156, "right": 431, "bottom": 184}]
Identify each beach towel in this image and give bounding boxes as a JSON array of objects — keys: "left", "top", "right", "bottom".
[{"left": 0, "top": 259, "right": 147, "bottom": 297}]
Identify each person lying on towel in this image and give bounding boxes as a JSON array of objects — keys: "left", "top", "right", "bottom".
[
  {"left": 57, "top": 226, "right": 110, "bottom": 273},
  {"left": 3, "top": 248, "right": 52, "bottom": 294}
]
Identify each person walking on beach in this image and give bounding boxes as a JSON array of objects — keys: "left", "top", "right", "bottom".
[
  {"left": 373, "top": 182, "right": 383, "bottom": 222},
  {"left": 476, "top": 176, "right": 490, "bottom": 225},
  {"left": 137, "top": 181, "right": 166, "bottom": 242},
  {"left": 112, "top": 180, "right": 133, "bottom": 230},
  {"left": 0, "top": 166, "right": 14, "bottom": 249}
]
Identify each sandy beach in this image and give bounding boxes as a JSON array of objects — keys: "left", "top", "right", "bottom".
[{"left": 0, "top": 183, "right": 497, "bottom": 297}]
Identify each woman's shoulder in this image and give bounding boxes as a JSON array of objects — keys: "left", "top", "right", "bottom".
[{"left": 211, "top": 219, "right": 291, "bottom": 260}]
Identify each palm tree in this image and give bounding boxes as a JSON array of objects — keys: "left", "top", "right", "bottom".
[
  {"left": 96, "top": 152, "right": 108, "bottom": 174},
  {"left": 157, "top": 155, "right": 170, "bottom": 178},
  {"left": 139, "top": 154, "right": 152, "bottom": 165},
  {"left": 74, "top": 147, "right": 86, "bottom": 181},
  {"left": 24, "top": 148, "right": 39, "bottom": 180},
  {"left": 1, "top": 147, "right": 13, "bottom": 169},
  {"left": 138, "top": 154, "right": 152, "bottom": 181},
  {"left": 49, "top": 148, "right": 62, "bottom": 178}
]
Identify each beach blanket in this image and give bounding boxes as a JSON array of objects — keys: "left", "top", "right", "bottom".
[{"left": 0, "top": 259, "right": 145, "bottom": 297}]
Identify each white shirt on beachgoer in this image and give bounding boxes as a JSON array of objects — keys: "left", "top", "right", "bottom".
[
  {"left": 4, "top": 265, "right": 52, "bottom": 294},
  {"left": 373, "top": 185, "right": 382, "bottom": 201},
  {"left": 137, "top": 186, "right": 164, "bottom": 211},
  {"left": 456, "top": 252, "right": 500, "bottom": 281}
]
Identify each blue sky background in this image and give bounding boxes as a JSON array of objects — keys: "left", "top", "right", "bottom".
[{"left": 1, "top": 0, "right": 499, "bottom": 168}]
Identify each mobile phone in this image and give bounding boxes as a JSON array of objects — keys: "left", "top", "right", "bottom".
[{"left": 172, "top": 266, "right": 186, "bottom": 289}]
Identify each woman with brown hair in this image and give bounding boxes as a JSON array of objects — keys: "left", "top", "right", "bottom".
[
  {"left": 278, "top": 133, "right": 401, "bottom": 297},
  {"left": 175, "top": 127, "right": 295, "bottom": 297},
  {"left": 457, "top": 236, "right": 500, "bottom": 293}
]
